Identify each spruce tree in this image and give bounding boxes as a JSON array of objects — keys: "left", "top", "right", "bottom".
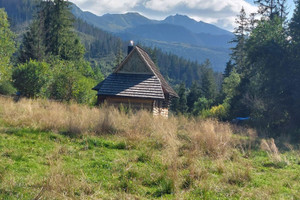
[
  {"left": 187, "top": 81, "right": 201, "bottom": 113},
  {"left": 223, "top": 60, "right": 234, "bottom": 78},
  {"left": 254, "top": 0, "right": 287, "bottom": 20},
  {"left": 0, "top": 9, "right": 15, "bottom": 94},
  {"left": 201, "top": 60, "right": 217, "bottom": 101},
  {"left": 288, "top": 0, "right": 300, "bottom": 127},
  {"left": 19, "top": 0, "right": 85, "bottom": 61},
  {"left": 177, "top": 82, "right": 188, "bottom": 114},
  {"left": 19, "top": 19, "right": 46, "bottom": 63},
  {"left": 171, "top": 83, "right": 188, "bottom": 114},
  {"left": 230, "top": 7, "right": 249, "bottom": 74}
]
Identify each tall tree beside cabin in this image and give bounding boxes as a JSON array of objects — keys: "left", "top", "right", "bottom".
[{"left": 93, "top": 43, "right": 178, "bottom": 117}]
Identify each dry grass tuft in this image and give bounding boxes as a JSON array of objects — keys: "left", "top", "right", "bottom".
[{"left": 260, "top": 138, "right": 281, "bottom": 162}]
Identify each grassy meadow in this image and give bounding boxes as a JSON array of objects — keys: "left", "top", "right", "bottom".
[{"left": 0, "top": 96, "right": 299, "bottom": 199}]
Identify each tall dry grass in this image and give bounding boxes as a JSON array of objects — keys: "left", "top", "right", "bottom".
[
  {"left": 4, "top": 97, "right": 255, "bottom": 151},
  {"left": 0, "top": 97, "right": 243, "bottom": 158},
  {"left": 0, "top": 96, "right": 259, "bottom": 193}
]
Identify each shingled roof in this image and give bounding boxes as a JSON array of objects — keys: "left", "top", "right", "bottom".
[
  {"left": 93, "top": 45, "right": 178, "bottom": 99},
  {"left": 93, "top": 73, "right": 165, "bottom": 99}
]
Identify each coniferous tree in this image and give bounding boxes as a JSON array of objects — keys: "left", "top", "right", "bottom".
[
  {"left": 187, "top": 81, "right": 201, "bottom": 113},
  {"left": 177, "top": 82, "right": 188, "bottom": 114},
  {"left": 235, "top": 15, "right": 289, "bottom": 130},
  {"left": 171, "top": 83, "right": 188, "bottom": 114},
  {"left": 254, "top": 0, "right": 287, "bottom": 20},
  {"left": 19, "top": 0, "right": 85, "bottom": 61},
  {"left": 288, "top": 0, "right": 300, "bottom": 127},
  {"left": 115, "top": 39, "right": 124, "bottom": 67},
  {"left": 13, "top": 60, "right": 51, "bottom": 98},
  {"left": 223, "top": 60, "right": 234, "bottom": 78},
  {"left": 230, "top": 7, "right": 249, "bottom": 74},
  {"left": 19, "top": 19, "right": 46, "bottom": 63},
  {"left": 0, "top": 9, "right": 15, "bottom": 94},
  {"left": 201, "top": 60, "right": 217, "bottom": 101}
]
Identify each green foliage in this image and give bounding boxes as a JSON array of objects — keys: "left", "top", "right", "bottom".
[
  {"left": 0, "top": 81, "right": 16, "bottom": 95},
  {"left": 222, "top": 69, "right": 241, "bottom": 104},
  {"left": 209, "top": 103, "right": 229, "bottom": 120},
  {"left": 18, "top": 0, "right": 85, "bottom": 62},
  {"left": 13, "top": 60, "right": 51, "bottom": 98},
  {"left": 171, "top": 82, "right": 188, "bottom": 114},
  {"left": 12, "top": 0, "right": 103, "bottom": 105},
  {"left": 0, "top": 9, "right": 15, "bottom": 90},
  {"left": 230, "top": 7, "right": 249, "bottom": 74},
  {"left": 241, "top": 17, "right": 289, "bottom": 130},
  {"left": 289, "top": 0, "right": 300, "bottom": 127},
  {"left": 201, "top": 60, "right": 218, "bottom": 101},
  {"left": 223, "top": 60, "right": 234, "bottom": 78},
  {"left": 187, "top": 81, "right": 201, "bottom": 113},
  {"left": 49, "top": 59, "right": 96, "bottom": 104},
  {"left": 224, "top": 2, "right": 300, "bottom": 134},
  {"left": 192, "top": 97, "right": 213, "bottom": 116},
  {"left": 18, "top": 18, "right": 46, "bottom": 63}
]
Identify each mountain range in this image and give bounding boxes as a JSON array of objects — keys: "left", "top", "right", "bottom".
[
  {"left": 0, "top": 0, "right": 233, "bottom": 72},
  {"left": 71, "top": 5, "right": 233, "bottom": 72}
]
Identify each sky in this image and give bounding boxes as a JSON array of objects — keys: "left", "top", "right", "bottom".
[{"left": 70, "top": 0, "right": 296, "bottom": 31}]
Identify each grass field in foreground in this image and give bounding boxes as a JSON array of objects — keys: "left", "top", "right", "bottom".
[{"left": 0, "top": 97, "right": 299, "bottom": 199}]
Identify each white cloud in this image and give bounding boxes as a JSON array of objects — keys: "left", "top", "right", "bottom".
[
  {"left": 70, "top": 0, "right": 258, "bottom": 31},
  {"left": 73, "top": 0, "right": 142, "bottom": 14}
]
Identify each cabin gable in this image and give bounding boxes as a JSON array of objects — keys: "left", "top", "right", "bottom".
[{"left": 117, "top": 50, "right": 153, "bottom": 74}]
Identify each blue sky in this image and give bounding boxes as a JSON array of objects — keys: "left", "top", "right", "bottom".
[
  {"left": 245, "top": 0, "right": 295, "bottom": 18},
  {"left": 71, "top": 0, "right": 296, "bottom": 31}
]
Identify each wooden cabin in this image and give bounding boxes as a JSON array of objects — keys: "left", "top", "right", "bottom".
[{"left": 92, "top": 44, "right": 178, "bottom": 117}]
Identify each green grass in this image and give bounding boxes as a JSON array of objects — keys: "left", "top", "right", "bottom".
[
  {"left": 0, "top": 126, "right": 299, "bottom": 199},
  {"left": 0, "top": 127, "right": 176, "bottom": 199}
]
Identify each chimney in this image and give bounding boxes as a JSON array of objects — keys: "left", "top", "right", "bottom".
[{"left": 127, "top": 40, "right": 134, "bottom": 55}]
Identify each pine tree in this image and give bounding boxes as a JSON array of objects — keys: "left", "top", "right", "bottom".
[
  {"left": 187, "top": 81, "right": 201, "bottom": 113},
  {"left": 0, "top": 8, "right": 15, "bottom": 94},
  {"left": 171, "top": 83, "right": 188, "bottom": 114},
  {"left": 230, "top": 7, "right": 249, "bottom": 74},
  {"left": 223, "top": 60, "right": 234, "bottom": 78},
  {"left": 254, "top": 0, "right": 287, "bottom": 20},
  {"left": 201, "top": 60, "right": 217, "bottom": 101},
  {"left": 177, "top": 82, "right": 188, "bottom": 114},
  {"left": 115, "top": 39, "right": 124, "bottom": 67},
  {"left": 19, "top": 19, "right": 46, "bottom": 63},
  {"left": 237, "top": 15, "right": 289, "bottom": 131},
  {"left": 19, "top": 0, "right": 85, "bottom": 61},
  {"left": 288, "top": 0, "right": 300, "bottom": 127}
]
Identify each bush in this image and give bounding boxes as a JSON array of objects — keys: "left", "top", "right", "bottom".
[
  {"left": 0, "top": 81, "right": 16, "bottom": 95},
  {"left": 12, "top": 60, "right": 51, "bottom": 98},
  {"left": 209, "top": 103, "right": 229, "bottom": 120}
]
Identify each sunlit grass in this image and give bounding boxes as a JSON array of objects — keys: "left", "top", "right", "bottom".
[{"left": 0, "top": 96, "right": 299, "bottom": 199}]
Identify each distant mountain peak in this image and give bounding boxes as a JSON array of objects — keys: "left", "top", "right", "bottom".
[
  {"left": 124, "top": 12, "right": 143, "bottom": 15},
  {"left": 163, "top": 14, "right": 231, "bottom": 35},
  {"left": 172, "top": 14, "right": 192, "bottom": 19}
]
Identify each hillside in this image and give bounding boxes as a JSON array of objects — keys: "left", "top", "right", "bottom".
[
  {"left": 0, "top": 97, "right": 300, "bottom": 199},
  {"left": 70, "top": 4, "right": 233, "bottom": 72},
  {"left": 1, "top": 0, "right": 222, "bottom": 87}
]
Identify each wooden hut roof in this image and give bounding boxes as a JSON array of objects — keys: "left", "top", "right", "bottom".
[
  {"left": 115, "top": 46, "right": 178, "bottom": 98},
  {"left": 93, "top": 73, "right": 165, "bottom": 99},
  {"left": 93, "top": 45, "right": 178, "bottom": 99}
]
